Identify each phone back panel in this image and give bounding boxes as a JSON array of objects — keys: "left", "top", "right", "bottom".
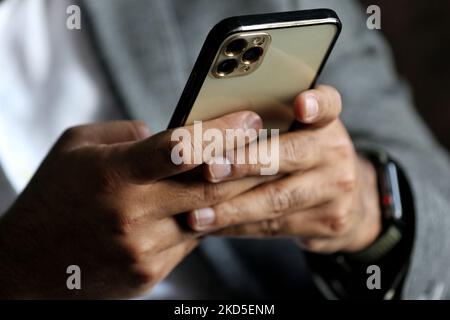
[
  {"left": 168, "top": 10, "right": 341, "bottom": 131},
  {"left": 185, "top": 24, "right": 338, "bottom": 132}
]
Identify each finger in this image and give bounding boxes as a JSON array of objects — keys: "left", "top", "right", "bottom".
[
  {"left": 119, "top": 177, "right": 278, "bottom": 253},
  {"left": 220, "top": 220, "right": 345, "bottom": 253},
  {"left": 187, "top": 168, "right": 339, "bottom": 231},
  {"left": 156, "top": 174, "right": 280, "bottom": 216},
  {"left": 204, "top": 130, "right": 324, "bottom": 182},
  {"left": 110, "top": 111, "right": 262, "bottom": 183},
  {"left": 211, "top": 210, "right": 315, "bottom": 238},
  {"left": 120, "top": 217, "right": 201, "bottom": 255},
  {"left": 58, "top": 120, "right": 151, "bottom": 150},
  {"left": 120, "top": 175, "right": 277, "bottom": 254},
  {"left": 117, "top": 173, "right": 278, "bottom": 225},
  {"left": 294, "top": 85, "right": 342, "bottom": 126},
  {"left": 297, "top": 237, "right": 344, "bottom": 254},
  {"left": 154, "top": 238, "right": 198, "bottom": 271},
  {"left": 132, "top": 238, "right": 198, "bottom": 291},
  {"left": 212, "top": 203, "right": 344, "bottom": 239}
]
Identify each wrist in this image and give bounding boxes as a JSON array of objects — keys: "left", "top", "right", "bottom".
[
  {"left": 304, "top": 152, "right": 414, "bottom": 299},
  {"left": 344, "top": 156, "right": 382, "bottom": 252},
  {"left": 345, "top": 151, "right": 413, "bottom": 264}
]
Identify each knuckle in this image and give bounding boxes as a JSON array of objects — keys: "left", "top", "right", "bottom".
[
  {"left": 333, "top": 146, "right": 357, "bottom": 193},
  {"left": 323, "top": 208, "right": 351, "bottom": 236},
  {"left": 57, "top": 126, "right": 88, "bottom": 150},
  {"left": 298, "top": 238, "right": 325, "bottom": 253},
  {"left": 123, "top": 239, "right": 148, "bottom": 263},
  {"left": 201, "top": 182, "right": 225, "bottom": 204},
  {"left": 231, "top": 163, "right": 251, "bottom": 178},
  {"left": 127, "top": 121, "right": 149, "bottom": 139},
  {"left": 178, "top": 181, "right": 206, "bottom": 205},
  {"left": 335, "top": 142, "right": 354, "bottom": 161},
  {"left": 214, "top": 202, "right": 238, "bottom": 226},
  {"left": 73, "top": 148, "right": 122, "bottom": 195},
  {"left": 283, "top": 138, "right": 304, "bottom": 168},
  {"left": 93, "top": 156, "right": 125, "bottom": 195},
  {"left": 337, "top": 170, "right": 357, "bottom": 193},
  {"left": 98, "top": 167, "right": 122, "bottom": 194},
  {"left": 114, "top": 206, "right": 149, "bottom": 237},
  {"left": 320, "top": 86, "right": 342, "bottom": 116},
  {"left": 129, "top": 264, "right": 160, "bottom": 289},
  {"left": 61, "top": 126, "right": 83, "bottom": 143},
  {"left": 329, "top": 88, "right": 342, "bottom": 114},
  {"left": 115, "top": 212, "right": 136, "bottom": 236},
  {"left": 261, "top": 218, "right": 282, "bottom": 236},
  {"left": 266, "top": 184, "right": 292, "bottom": 214}
]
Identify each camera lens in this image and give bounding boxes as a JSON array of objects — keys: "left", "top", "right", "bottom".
[
  {"left": 216, "top": 59, "right": 238, "bottom": 75},
  {"left": 225, "top": 38, "right": 247, "bottom": 56},
  {"left": 242, "top": 46, "right": 264, "bottom": 64}
]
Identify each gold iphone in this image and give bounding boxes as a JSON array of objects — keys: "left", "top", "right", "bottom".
[{"left": 168, "top": 9, "right": 341, "bottom": 132}]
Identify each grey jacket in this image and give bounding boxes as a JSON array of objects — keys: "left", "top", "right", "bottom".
[{"left": 1, "top": 0, "right": 450, "bottom": 299}]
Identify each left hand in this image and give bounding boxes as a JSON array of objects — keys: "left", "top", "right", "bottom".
[{"left": 186, "top": 85, "right": 382, "bottom": 254}]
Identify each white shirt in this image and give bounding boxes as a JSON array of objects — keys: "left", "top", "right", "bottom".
[{"left": 0, "top": 0, "right": 122, "bottom": 192}]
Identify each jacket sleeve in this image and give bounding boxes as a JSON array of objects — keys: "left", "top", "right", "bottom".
[{"left": 299, "top": 0, "right": 450, "bottom": 299}]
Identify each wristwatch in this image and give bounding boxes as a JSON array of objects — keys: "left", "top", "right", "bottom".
[{"left": 345, "top": 150, "right": 406, "bottom": 263}]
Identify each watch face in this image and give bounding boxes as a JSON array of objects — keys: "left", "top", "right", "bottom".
[{"left": 379, "top": 162, "right": 403, "bottom": 221}]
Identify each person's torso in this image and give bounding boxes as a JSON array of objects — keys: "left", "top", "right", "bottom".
[{"left": 0, "top": 0, "right": 342, "bottom": 299}]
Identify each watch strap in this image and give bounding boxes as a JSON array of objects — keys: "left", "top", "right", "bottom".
[{"left": 345, "top": 224, "right": 402, "bottom": 263}]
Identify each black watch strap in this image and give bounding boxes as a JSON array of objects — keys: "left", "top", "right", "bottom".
[{"left": 346, "top": 224, "right": 402, "bottom": 263}]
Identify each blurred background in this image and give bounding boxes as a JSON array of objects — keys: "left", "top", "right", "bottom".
[{"left": 360, "top": 0, "right": 450, "bottom": 152}]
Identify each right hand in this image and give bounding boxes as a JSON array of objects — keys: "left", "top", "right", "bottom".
[{"left": 0, "top": 112, "right": 266, "bottom": 299}]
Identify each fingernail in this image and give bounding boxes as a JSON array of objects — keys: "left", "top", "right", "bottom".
[
  {"left": 137, "top": 124, "right": 151, "bottom": 139},
  {"left": 193, "top": 207, "right": 215, "bottom": 229},
  {"left": 304, "top": 95, "right": 319, "bottom": 122},
  {"left": 208, "top": 157, "right": 232, "bottom": 182},
  {"left": 244, "top": 113, "right": 263, "bottom": 130}
]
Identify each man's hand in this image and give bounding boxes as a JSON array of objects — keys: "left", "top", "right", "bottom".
[
  {"left": 0, "top": 112, "right": 268, "bottom": 299},
  {"left": 187, "top": 85, "right": 382, "bottom": 254}
]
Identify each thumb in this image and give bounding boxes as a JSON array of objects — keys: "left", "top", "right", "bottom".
[{"left": 294, "top": 85, "right": 342, "bottom": 127}]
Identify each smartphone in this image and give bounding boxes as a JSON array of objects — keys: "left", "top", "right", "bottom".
[{"left": 168, "top": 9, "right": 341, "bottom": 132}]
